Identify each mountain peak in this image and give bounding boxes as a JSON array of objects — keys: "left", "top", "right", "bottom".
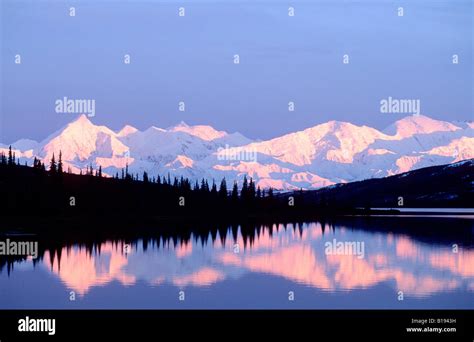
[
  {"left": 169, "top": 122, "right": 227, "bottom": 141},
  {"left": 117, "top": 125, "right": 138, "bottom": 137},
  {"left": 384, "top": 114, "right": 460, "bottom": 138},
  {"left": 11, "top": 138, "right": 38, "bottom": 151},
  {"left": 62, "top": 114, "right": 96, "bottom": 132},
  {"left": 304, "top": 120, "right": 376, "bottom": 139},
  {"left": 175, "top": 120, "right": 189, "bottom": 128},
  {"left": 72, "top": 114, "right": 92, "bottom": 125}
]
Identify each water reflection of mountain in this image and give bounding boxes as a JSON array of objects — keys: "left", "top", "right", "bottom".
[{"left": 2, "top": 218, "right": 473, "bottom": 299}]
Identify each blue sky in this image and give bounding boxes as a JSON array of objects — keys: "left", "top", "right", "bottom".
[{"left": 1, "top": 0, "right": 472, "bottom": 143}]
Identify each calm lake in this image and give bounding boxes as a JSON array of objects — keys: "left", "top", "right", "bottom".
[{"left": 1, "top": 216, "right": 473, "bottom": 309}]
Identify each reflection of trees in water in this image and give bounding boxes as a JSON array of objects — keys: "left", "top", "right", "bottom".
[
  {"left": 1, "top": 218, "right": 473, "bottom": 299},
  {"left": 1, "top": 217, "right": 473, "bottom": 276}
]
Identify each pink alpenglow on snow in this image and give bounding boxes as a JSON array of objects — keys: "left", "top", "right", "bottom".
[{"left": 2, "top": 114, "right": 473, "bottom": 190}]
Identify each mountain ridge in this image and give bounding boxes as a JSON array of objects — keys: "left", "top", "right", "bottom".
[{"left": 2, "top": 114, "right": 473, "bottom": 189}]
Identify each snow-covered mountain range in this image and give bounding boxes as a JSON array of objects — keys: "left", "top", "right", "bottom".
[{"left": 1, "top": 114, "right": 473, "bottom": 189}]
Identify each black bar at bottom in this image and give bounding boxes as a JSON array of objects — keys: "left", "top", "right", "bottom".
[{"left": 0, "top": 310, "right": 472, "bottom": 340}]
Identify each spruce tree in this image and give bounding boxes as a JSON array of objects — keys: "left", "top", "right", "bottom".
[
  {"left": 268, "top": 187, "right": 274, "bottom": 198},
  {"left": 231, "top": 181, "right": 239, "bottom": 201},
  {"left": 7, "top": 146, "right": 13, "bottom": 166},
  {"left": 50, "top": 153, "right": 57, "bottom": 173},
  {"left": 57, "top": 151, "right": 63, "bottom": 174},
  {"left": 219, "top": 178, "right": 228, "bottom": 198},
  {"left": 211, "top": 180, "right": 217, "bottom": 195},
  {"left": 249, "top": 178, "right": 256, "bottom": 198},
  {"left": 241, "top": 176, "right": 248, "bottom": 200}
]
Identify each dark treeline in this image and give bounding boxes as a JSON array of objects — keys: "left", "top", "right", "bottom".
[
  {"left": 0, "top": 148, "right": 316, "bottom": 221},
  {"left": 1, "top": 147, "right": 472, "bottom": 223}
]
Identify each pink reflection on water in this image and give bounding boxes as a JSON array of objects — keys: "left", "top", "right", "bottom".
[
  {"left": 173, "top": 267, "right": 224, "bottom": 287},
  {"left": 44, "top": 242, "right": 135, "bottom": 296},
  {"left": 39, "top": 223, "right": 474, "bottom": 297},
  {"left": 175, "top": 242, "right": 193, "bottom": 258},
  {"left": 429, "top": 250, "right": 474, "bottom": 277}
]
